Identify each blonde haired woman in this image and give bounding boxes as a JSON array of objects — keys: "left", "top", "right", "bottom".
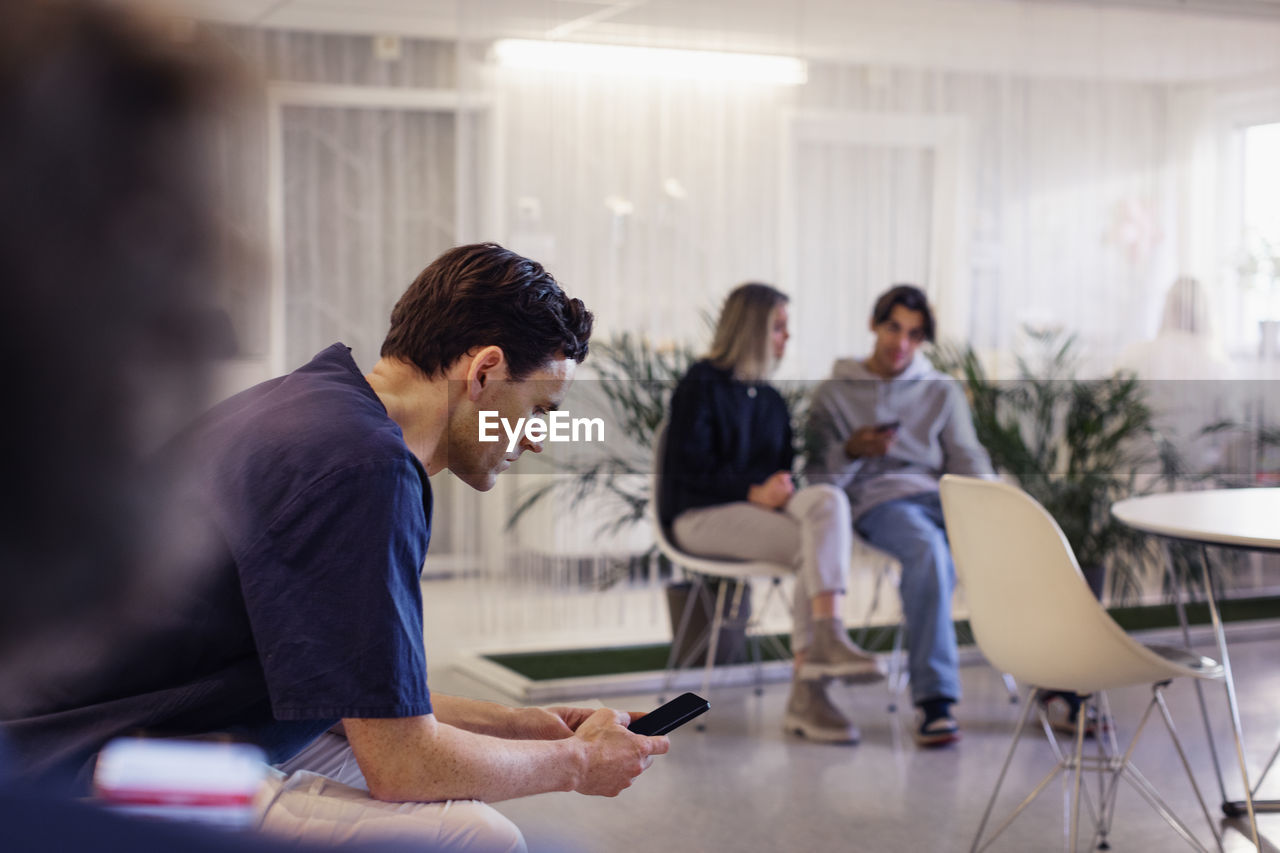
[{"left": 659, "top": 282, "right": 884, "bottom": 743}]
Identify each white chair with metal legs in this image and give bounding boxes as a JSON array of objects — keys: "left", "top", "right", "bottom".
[
  {"left": 651, "top": 423, "right": 793, "bottom": 703},
  {"left": 939, "top": 475, "right": 1227, "bottom": 853}
]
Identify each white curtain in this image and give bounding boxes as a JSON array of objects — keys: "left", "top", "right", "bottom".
[
  {"left": 202, "top": 19, "right": 1280, "bottom": 654},
  {"left": 280, "top": 104, "right": 456, "bottom": 371}
]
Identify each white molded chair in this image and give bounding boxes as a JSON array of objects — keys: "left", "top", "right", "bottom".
[
  {"left": 651, "top": 422, "right": 793, "bottom": 701},
  {"left": 939, "top": 475, "right": 1225, "bottom": 853}
]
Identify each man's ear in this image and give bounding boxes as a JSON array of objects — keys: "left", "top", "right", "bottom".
[{"left": 465, "top": 346, "right": 506, "bottom": 401}]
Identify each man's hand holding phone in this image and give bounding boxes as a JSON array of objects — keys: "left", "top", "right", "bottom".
[
  {"left": 571, "top": 708, "right": 669, "bottom": 797},
  {"left": 844, "top": 421, "right": 899, "bottom": 460}
]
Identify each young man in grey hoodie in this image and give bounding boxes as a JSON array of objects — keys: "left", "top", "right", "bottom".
[{"left": 805, "top": 285, "right": 994, "bottom": 747}]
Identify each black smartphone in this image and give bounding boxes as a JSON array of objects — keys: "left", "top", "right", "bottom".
[
  {"left": 627, "top": 692, "right": 709, "bottom": 736},
  {"left": 875, "top": 420, "right": 901, "bottom": 433}
]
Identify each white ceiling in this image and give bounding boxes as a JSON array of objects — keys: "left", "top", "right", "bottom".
[{"left": 151, "top": 0, "right": 1280, "bottom": 83}]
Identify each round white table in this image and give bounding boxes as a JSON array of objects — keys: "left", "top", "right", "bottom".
[
  {"left": 1112, "top": 488, "right": 1280, "bottom": 848},
  {"left": 1112, "top": 488, "right": 1280, "bottom": 554}
]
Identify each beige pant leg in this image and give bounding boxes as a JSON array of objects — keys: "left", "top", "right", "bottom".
[
  {"left": 256, "top": 733, "right": 526, "bottom": 853},
  {"left": 672, "top": 484, "right": 851, "bottom": 652}
]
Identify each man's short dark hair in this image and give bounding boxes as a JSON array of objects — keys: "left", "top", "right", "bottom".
[
  {"left": 871, "top": 284, "right": 936, "bottom": 343},
  {"left": 381, "top": 242, "right": 594, "bottom": 380}
]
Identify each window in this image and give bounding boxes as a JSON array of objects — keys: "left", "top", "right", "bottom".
[{"left": 1238, "top": 121, "right": 1280, "bottom": 353}]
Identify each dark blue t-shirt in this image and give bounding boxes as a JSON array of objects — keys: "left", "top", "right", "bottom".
[{"left": 1, "top": 344, "right": 433, "bottom": 780}]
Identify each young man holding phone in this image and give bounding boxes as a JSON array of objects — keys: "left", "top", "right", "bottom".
[{"left": 805, "top": 284, "right": 994, "bottom": 748}]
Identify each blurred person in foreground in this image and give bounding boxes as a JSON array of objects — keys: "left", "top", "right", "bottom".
[
  {"left": 0, "top": 3, "right": 666, "bottom": 852},
  {"left": 660, "top": 283, "right": 886, "bottom": 746},
  {"left": 0, "top": 2, "right": 396, "bottom": 850}
]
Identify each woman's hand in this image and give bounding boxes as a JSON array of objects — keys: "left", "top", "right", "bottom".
[{"left": 747, "top": 471, "right": 794, "bottom": 510}]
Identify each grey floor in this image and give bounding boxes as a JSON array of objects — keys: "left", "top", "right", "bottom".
[{"left": 438, "top": 637, "right": 1280, "bottom": 853}]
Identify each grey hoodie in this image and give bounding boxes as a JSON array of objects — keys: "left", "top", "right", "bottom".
[{"left": 805, "top": 355, "right": 994, "bottom": 523}]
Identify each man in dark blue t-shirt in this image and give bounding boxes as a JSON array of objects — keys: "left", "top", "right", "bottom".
[{"left": 2, "top": 243, "right": 670, "bottom": 852}]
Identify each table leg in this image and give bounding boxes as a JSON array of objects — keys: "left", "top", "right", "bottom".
[
  {"left": 1168, "top": 543, "right": 1231, "bottom": 808},
  {"left": 1198, "top": 544, "right": 1261, "bottom": 848},
  {"left": 1237, "top": 740, "right": 1280, "bottom": 815}
]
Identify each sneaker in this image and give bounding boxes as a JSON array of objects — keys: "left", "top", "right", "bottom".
[
  {"left": 914, "top": 701, "right": 960, "bottom": 748},
  {"left": 1040, "top": 693, "right": 1106, "bottom": 739},
  {"left": 783, "top": 679, "right": 861, "bottom": 744},
  {"left": 796, "top": 619, "right": 887, "bottom": 684}
]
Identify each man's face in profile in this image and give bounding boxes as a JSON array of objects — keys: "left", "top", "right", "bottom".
[{"left": 448, "top": 356, "right": 577, "bottom": 491}]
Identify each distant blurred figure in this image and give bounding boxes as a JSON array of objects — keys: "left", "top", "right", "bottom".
[
  {"left": 1116, "top": 276, "right": 1233, "bottom": 381},
  {"left": 1116, "top": 277, "right": 1244, "bottom": 477},
  {"left": 0, "top": 0, "right": 234, "bottom": 705},
  {"left": 0, "top": 2, "right": 407, "bottom": 851}
]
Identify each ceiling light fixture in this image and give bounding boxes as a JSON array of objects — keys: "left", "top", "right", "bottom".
[{"left": 493, "top": 39, "right": 807, "bottom": 86}]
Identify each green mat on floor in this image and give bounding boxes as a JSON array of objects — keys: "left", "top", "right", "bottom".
[{"left": 484, "top": 595, "right": 1280, "bottom": 682}]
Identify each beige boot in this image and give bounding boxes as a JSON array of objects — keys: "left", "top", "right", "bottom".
[
  {"left": 782, "top": 678, "right": 861, "bottom": 744},
  {"left": 796, "top": 618, "right": 887, "bottom": 684}
]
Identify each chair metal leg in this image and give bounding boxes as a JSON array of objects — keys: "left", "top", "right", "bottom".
[
  {"left": 979, "top": 763, "right": 1067, "bottom": 853},
  {"left": 975, "top": 678, "right": 1228, "bottom": 853},
  {"left": 979, "top": 690, "right": 1104, "bottom": 853},
  {"left": 699, "top": 579, "right": 731, "bottom": 698},
  {"left": 856, "top": 560, "right": 889, "bottom": 647},
  {"left": 1252, "top": 739, "right": 1280, "bottom": 797},
  {"left": 1066, "top": 696, "right": 1105, "bottom": 851},
  {"left": 1097, "top": 690, "right": 1121, "bottom": 761},
  {"left": 887, "top": 618, "right": 907, "bottom": 712},
  {"left": 971, "top": 687, "right": 1042, "bottom": 853},
  {"left": 1068, "top": 694, "right": 1089, "bottom": 853},
  {"left": 1002, "top": 672, "right": 1020, "bottom": 704},
  {"left": 732, "top": 579, "right": 765, "bottom": 695},
  {"left": 1092, "top": 695, "right": 1114, "bottom": 852},
  {"left": 665, "top": 569, "right": 795, "bottom": 706},
  {"left": 857, "top": 558, "right": 908, "bottom": 712},
  {"left": 1097, "top": 688, "right": 1162, "bottom": 828},
  {"left": 1089, "top": 683, "right": 1223, "bottom": 853},
  {"left": 757, "top": 576, "right": 793, "bottom": 659},
  {"left": 1121, "top": 765, "right": 1215, "bottom": 853},
  {"left": 661, "top": 574, "right": 708, "bottom": 699}
]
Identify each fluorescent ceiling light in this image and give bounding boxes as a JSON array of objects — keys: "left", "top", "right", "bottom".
[{"left": 493, "top": 40, "right": 807, "bottom": 86}]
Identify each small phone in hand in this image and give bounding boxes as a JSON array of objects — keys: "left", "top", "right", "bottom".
[
  {"left": 875, "top": 420, "right": 901, "bottom": 433},
  {"left": 627, "top": 692, "right": 710, "bottom": 736}
]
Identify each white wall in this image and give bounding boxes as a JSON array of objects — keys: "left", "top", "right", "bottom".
[
  {"left": 199, "top": 22, "right": 1280, "bottom": 650},
  {"left": 494, "top": 57, "right": 1180, "bottom": 372}
]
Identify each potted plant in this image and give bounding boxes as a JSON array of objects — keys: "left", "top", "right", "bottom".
[
  {"left": 1238, "top": 232, "right": 1280, "bottom": 358},
  {"left": 507, "top": 331, "right": 812, "bottom": 562},
  {"left": 931, "top": 327, "right": 1180, "bottom": 603}
]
